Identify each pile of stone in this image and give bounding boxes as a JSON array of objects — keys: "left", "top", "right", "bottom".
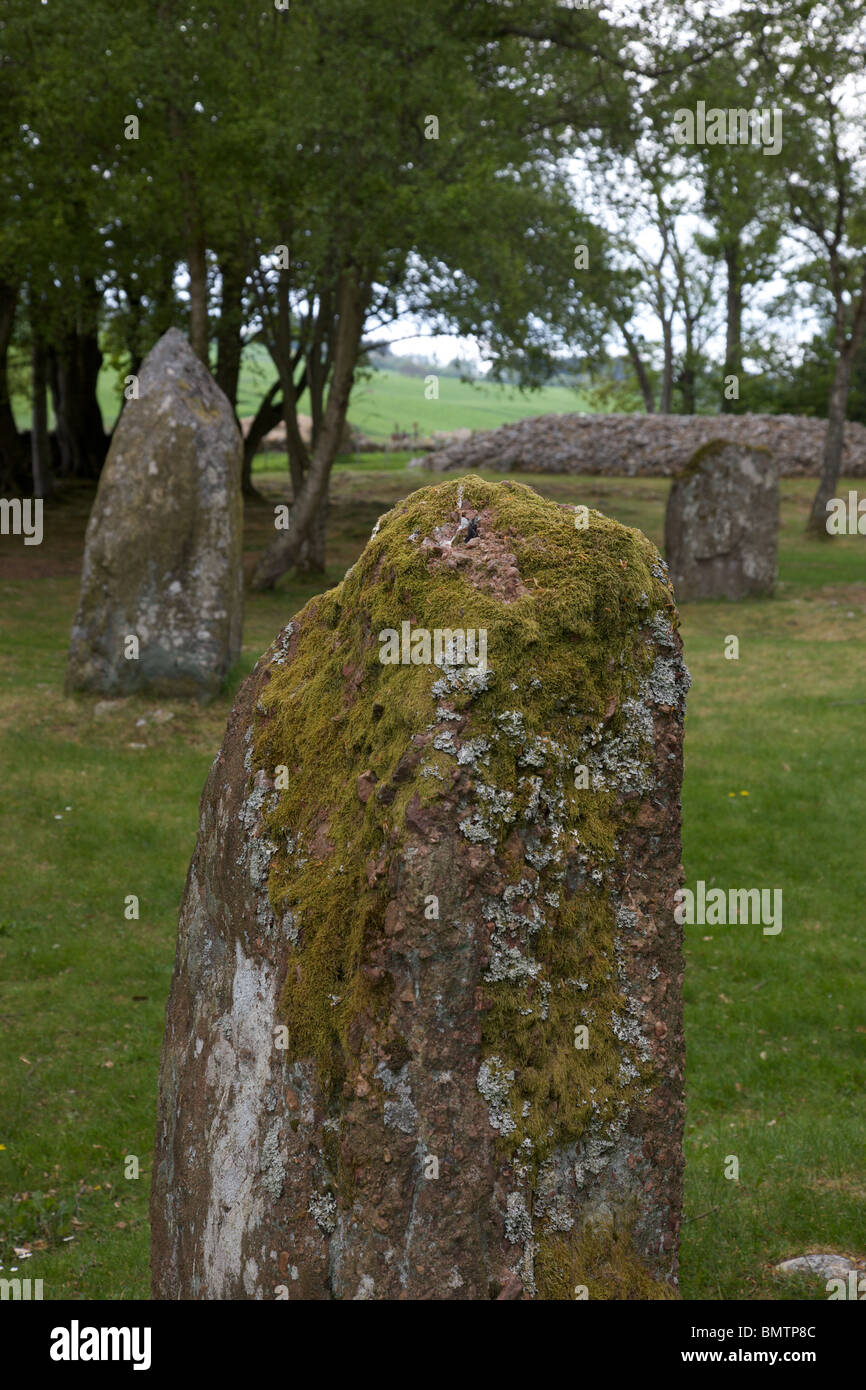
[
  {"left": 415, "top": 412, "right": 866, "bottom": 477},
  {"left": 241, "top": 418, "right": 479, "bottom": 457},
  {"left": 383, "top": 427, "right": 475, "bottom": 453},
  {"left": 239, "top": 413, "right": 376, "bottom": 455}
]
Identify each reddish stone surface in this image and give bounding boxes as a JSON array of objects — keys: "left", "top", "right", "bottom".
[{"left": 151, "top": 480, "right": 688, "bottom": 1300}]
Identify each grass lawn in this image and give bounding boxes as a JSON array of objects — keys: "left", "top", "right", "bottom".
[
  {"left": 11, "top": 344, "right": 590, "bottom": 445},
  {"left": 1, "top": 461, "right": 864, "bottom": 1300}
]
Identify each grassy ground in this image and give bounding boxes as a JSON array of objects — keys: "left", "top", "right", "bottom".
[{"left": 1, "top": 460, "right": 864, "bottom": 1300}]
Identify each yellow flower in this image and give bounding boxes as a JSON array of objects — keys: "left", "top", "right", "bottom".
[{"left": 740, "top": 790, "right": 749, "bottom": 796}]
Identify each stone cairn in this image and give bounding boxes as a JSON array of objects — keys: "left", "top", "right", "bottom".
[
  {"left": 66, "top": 328, "right": 243, "bottom": 699},
  {"left": 416, "top": 410, "right": 866, "bottom": 478},
  {"left": 151, "top": 475, "right": 689, "bottom": 1300},
  {"left": 664, "top": 440, "right": 779, "bottom": 600}
]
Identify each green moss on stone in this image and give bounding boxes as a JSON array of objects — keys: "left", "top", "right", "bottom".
[
  {"left": 535, "top": 1225, "right": 678, "bottom": 1300},
  {"left": 678, "top": 436, "right": 773, "bottom": 479},
  {"left": 251, "top": 476, "right": 679, "bottom": 1160}
]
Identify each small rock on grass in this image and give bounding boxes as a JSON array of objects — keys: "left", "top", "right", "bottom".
[{"left": 775, "top": 1254, "right": 858, "bottom": 1280}]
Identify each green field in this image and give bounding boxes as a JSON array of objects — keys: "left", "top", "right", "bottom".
[
  {"left": 1, "top": 462, "right": 864, "bottom": 1300},
  {"left": 11, "top": 344, "right": 590, "bottom": 444},
  {"left": 258, "top": 366, "right": 588, "bottom": 442}
]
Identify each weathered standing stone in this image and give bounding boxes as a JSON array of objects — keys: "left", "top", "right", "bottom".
[
  {"left": 66, "top": 328, "right": 243, "bottom": 698},
  {"left": 664, "top": 440, "right": 778, "bottom": 600},
  {"left": 151, "top": 476, "right": 689, "bottom": 1300}
]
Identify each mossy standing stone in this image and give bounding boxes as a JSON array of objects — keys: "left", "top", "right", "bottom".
[
  {"left": 66, "top": 328, "right": 243, "bottom": 698},
  {"left": 151, "top": 476, "right": 689, "bottom": 1299},
  {"left": 664, "top": 439, "right": 778, "bottom": 600}
]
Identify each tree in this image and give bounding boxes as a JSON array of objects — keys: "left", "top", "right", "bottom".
[
  {"left": 230, "top": 0, "right": 632, "bottom": 587},
  {"left": 661, "top": 29, "right": 785, "bottom": 414},
  {"left": 757, "top": 1, "right": 866, "bottom": 533},
  {"left": 584, "top": 138, "right": 719, "bottom": 416},
  {"left": 0, "top": 0, "right": 123, "bottom": 487}
]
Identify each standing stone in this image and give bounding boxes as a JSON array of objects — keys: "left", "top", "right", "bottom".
[
  {"left": 66, "top": 328, "right": 243, "bottom": 698},
  {"left": 664, "top": 440, "right": 778, "bottom": 600},
  {"left": 151, "top": 476, "right": 689, "bottom": 1300}
]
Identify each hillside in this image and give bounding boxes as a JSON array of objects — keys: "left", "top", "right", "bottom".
[{"left": 11, "top": 347, "right": 590, "bottom": 441}]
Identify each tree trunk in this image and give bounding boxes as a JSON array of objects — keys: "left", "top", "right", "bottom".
[
  {"left": 677, "top": 364, "right": 696, "bottom": 415},
  {"left": 151, "top": 254, "right": 178, "bottom": 343},
  {"left": 722, "top": 241, "right": 742, "bottom": 413},
  {"left": 31, "top": 336, "right": 51, "bottom": 498},
  {"left": 122, "top": 282, "right": 144, "bottom": 380},
  {"left": 677, "top": 294, "right": 699, "bottom": 415},
  {"left": 269, "top": 265, "right": 311, "bottom": 503},
  {"left": 307, "top": 286, "right": 333, "bottom": 442},
  {"left": 167, "top": 95, "right": 209, "bottom": 367},
  {"left": 242, "top": 380, "right": 282, "bottom": 495},
  {"left": 807, "top": 350, "right": 854, "bottom": 536},
  {"left": 660, "top": 315, "right": 673, "bottom": 414},
  {"left": 0, "top": 396, "right": 25, "bottom": 495},
  {"left": 295, "top": 492, "right": 328, "bottom": 573},
  {"left": 807, "top": 274, "right": 866, "bottom": 536},
  {"left": 216, "top": 253, "right": 246, "bottom": 410},
  {"left": 620, "top": 324, "right": 655, "bottom": 413},
  {"left": 0, "top": 281, "right": 26, "bottom": 495},
  {"left": 188, "top": 232, "right": 209, "bottom": 365},
  {"left": 48, "top": 321, "right": 107, "bottom": 480},
  {"left": 252, "top": 269, "right": 364, "bottom": 589}
]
